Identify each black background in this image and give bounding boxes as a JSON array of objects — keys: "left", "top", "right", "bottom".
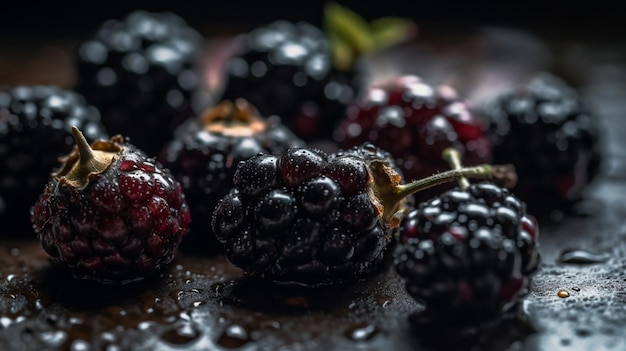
[{"left": 1, "top": 0, "right": 624, "bottom": 41}]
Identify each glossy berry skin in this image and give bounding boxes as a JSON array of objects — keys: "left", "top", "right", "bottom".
[
  {"left": 220, "top": 20, "right": 357, "bottom": 143},
  {"left": 334, "top": 75, "right": 492, "bottom": 201},
  {"left": 394, "top": 182, "right": 540, "bottom": 325},
  {"left": 158, "top": 100, "right": 305, "bottom": 253},
  {"left": 31, "top": 135, "right": 191, "bottom": 284},
  {"left": 75, "top": 10, "right": 204, "bottom": 157},
  {"left": 0, "top": 85, "right": 108, "bottom": 236},
  {"left": 481, "top": 72, "right": 603, "bottom": 217},
  {"left": 212, "top": 144, "right": 405, "bottom": 287}
]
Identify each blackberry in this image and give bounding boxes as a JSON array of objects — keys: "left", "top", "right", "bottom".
[
  {"left": 481, "top": 72, "right": 603, "bottom": 217},
  {"left": 394, "top": 180, "right": 540, "bottom": 326},
  {"left": 334, "top": 74, "right": 493, "bottom": 202},
  {"left": 0, "top": 85, "right": 108, "bottom": 236},
  {"left": 219, "top": 20, "right": 356, "bottom": 144},
  {"left": 219, "top": 3, "right": 416, "bottom": 143},
  {"left": 74, "top": 10, "right": 204, "bottom": 157},
  {"left": 31, "top": 127, "right": 190, "bottom": 284},
  {"left": 212, "top": 144, "right": 514, "bottom": 287},
  {"left": 158, "top": 99, "right": 304, "bottom": 253}
]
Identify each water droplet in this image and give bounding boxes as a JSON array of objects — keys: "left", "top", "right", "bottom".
[
  {"left": 70, "top": 339, "right": 90, "bottom": 351},
  {"left": 557, "top": 290, "right": 570, "bottom": 298},
  {"left": 39, "top": 330, "right": 68, "bottom": 347},
  {"left": 138, "top": 321, "right": 157, "bottom": 330},
  {"left": 576, "top": 329, "right": 592, "bottom": 337},
  {"left": 375, "top": 295, "right": 393, "bottom": 308},
  {"left": 161, "top": 323, "right": 200, "bottom": 345},
  {"left": 572, "top": 287, "right": 581, "bottom": 292},
  {"left": 69, "top": 317, "right": 83, "bottom": 325},
  {"left": 217, "top": 324, "right": 250, "bottom": 348},
  {"left": 0, "top": 316, "right": 13, "bottom": 328},
  {"left": 558, "top": 249, "right": 609, "bottom": 264},
  {"left": 345, "top": 323, "right": 379, "bottom": 341}
]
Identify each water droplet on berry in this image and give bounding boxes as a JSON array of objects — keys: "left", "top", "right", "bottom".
[
  {"left": 70, "top": 339, "right": 90, "bottom": 351},
  {"left": 345, "top": 323, "right": 379, "bottom": 341},
  {"left": 375, "top": 295, "right": 393, "bottom": 308},
  {"left": 138, "top": 321, "right": 157, "bottom": 330},
  {"left": 217, "top": 324, "right": 250, "bottom": 348},
  {"left": 38, "top": 330, "right": 68, "bottom": 347},
  {"left": 558, "top": 249, "right": 609, "bottom": 264},
  {"left": 557, "top": 290, "right": 570, "bottom": 298}
]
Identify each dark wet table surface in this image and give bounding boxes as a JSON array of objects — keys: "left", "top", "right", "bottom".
[{"left": 2, "top": 24, "right": 626, "bottom": 351}]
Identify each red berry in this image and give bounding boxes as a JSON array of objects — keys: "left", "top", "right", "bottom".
[
  {"left": 31, "top": 127, "right": 190, "bottom": 284},
  {"left": 334, "top": 75, "right": 493, "bottom": 201}
]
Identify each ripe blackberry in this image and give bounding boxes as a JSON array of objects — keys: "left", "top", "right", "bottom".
[
  {"left": 212, "top": 144, "right": 514, "bottom": 287},
  {"left": 74, "top": 10, "right": 204, "bottom": 157},
  {"left": 31, "top": 127, "right": 191, "bottom": 284},
  {"left": 394, "top": 180, "right": 540, "bottom": 327},
  {"left": 219, "top": 4, "right": 416, "bottom": 143},
  {"left": 0, "top": 85, "right": 108, "bottom": 236},
  {"left": 481, "top": 72, "right": 603, "bottom": 217},
  {"left": 158, "top": 99, "right": 304, "bottom": 253},
  {"left": 334, "top": 74, "right": 493, "bottom": 202},
  {"left": 219, "top": 20, "right": 356, "bottom": 143}
]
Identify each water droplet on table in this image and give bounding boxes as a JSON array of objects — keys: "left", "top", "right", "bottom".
[
  {"left": 217, "top": 324, "right": 250, "bottom": 348},
  {"left": 558, "top": 249, "right": 609, "bottom": 264},
  {"left": 161, "top": 323, "right": 200, "bottom": 345},
  {"left": 557, "top": 290, "right": 570, "bottom": 298},
  {"left": 345, "top": 323, "right": 379, "bottom": 341}
]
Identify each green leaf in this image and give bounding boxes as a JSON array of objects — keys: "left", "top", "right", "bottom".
[
  {"left": 323, "top": 2, "right": 418, "bottom": 69},
  {"left": 324, "top": 2, "right": 373, "bottom": 55},
  {"left": 370, "top": 17, "right": 419, "bottom": 51}
]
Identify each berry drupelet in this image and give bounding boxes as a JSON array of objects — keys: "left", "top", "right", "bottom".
[
  {"left": 219, "top": 3, "right": 416, "bottom": 143},
  {"left": 158, "top": 99, "right": 305, "bottom": 253},
  {"left": 394, "top": 150, "right": 540, "bottom": 327},
  {"left": 213, "top": 144, "right": 515, "bottom": 287},
  {"left": 74, "top": 10, "right": 204, "bottom": 157},
  {"left": 31, "top": 127, "right": 190, "bottom": 284},
  {"left": 334, "top": 75, "right": 493, "bottom": 202},
  {"left": 0, "top": 85, "right": 108, "bottom": 236},
  {"left": 481, "top": 72, "right": 603, "bottom": 218}
]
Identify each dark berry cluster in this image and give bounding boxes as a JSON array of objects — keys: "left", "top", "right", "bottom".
[
  {"left": 212, "top": 144, "right": 407, "bottom": 286},
  {"left": 334, "top": 75, "right": 492, "bottom": 201},
  {"left": 482, "top": 72, "right": 603, "bottom": 217},
  {"left": 159, "top": 99, "right": 304, "bottom": 253},
  {"left": 75, "top": 10, "right": 204, "bottom": 156},
  {"left": 220, "top": 20, "right": 357, "bottom": 143},
  {"left": 394, "top": 182, "right": 540, "bottom": 325},
  {"left": 0, "top": 85, "right": 108, "bottom": 235},
  {"left": 32, "top": 128, "right": 190, "bottom": 284}
]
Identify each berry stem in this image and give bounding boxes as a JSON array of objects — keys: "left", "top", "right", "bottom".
[
  {"left": 201, "top": 99, "right": 266, "bottom": 136},
  {"left": 60, "top": 126, "right": 117, "bottom": 188},
  {"left": 371, "top": 159, "right": 516, "bottom": 227},
  {"left": 442, "top": 148, "right": 470, "bottom": 190},
  {"left": 394, "top": 164, "right": 493, "bottom": 199}
]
